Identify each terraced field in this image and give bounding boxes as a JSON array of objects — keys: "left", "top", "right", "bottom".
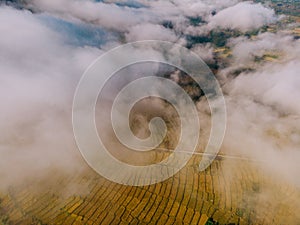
[{"left": 0, "top": 153, "right": 299, "bottom": 225}]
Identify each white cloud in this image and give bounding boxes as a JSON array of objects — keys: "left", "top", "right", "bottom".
[
  {"left": 229, "top": 60, "right": 300, "bottom": 115},
  {"left": 125, "top": 23, "right": 179, "bottom": 42},
  {"left": 0, "top": 6, "right": 104, "bottom": 189},
  {"left": 191, "top": 43, "right": 215, "bottom": 62},
  {"left": 228, "top": 32, "right": 299, "bottom": 64},
  {"left": 208, "top": 1, "right": 278, "bottom": 32},
  {"left": 30, "top": 0, "right": 158, "bottom": 31}
]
